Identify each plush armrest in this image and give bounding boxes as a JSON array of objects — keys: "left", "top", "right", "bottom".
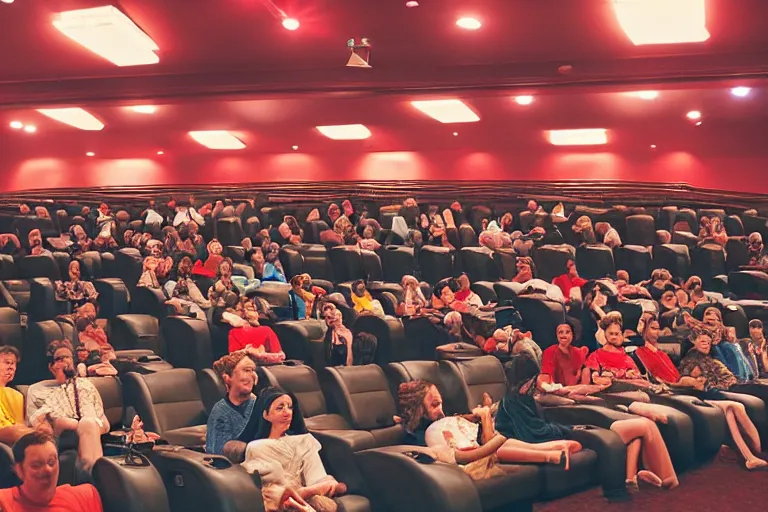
[
  {"left": 312, "top": 430, "right": 377, "bottom": 496},
  {"left": 652, "top": 394, "right": 727, "bottom": 457},
  {"left": 355, "top": 446, "right": 482, "bottom": 512},
  {"left": 542, "top": 404, "right": 635, "bottom": 427},
  {"left": 565, "top": 426, "right": 628, "bottom": 500}
]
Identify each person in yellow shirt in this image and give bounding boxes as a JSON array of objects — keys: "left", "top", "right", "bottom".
[{"left": 0, "top": 345, "right": 32, "bottom": 445}]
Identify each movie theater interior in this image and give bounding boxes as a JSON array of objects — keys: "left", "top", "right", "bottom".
[{"left": 0, "top": 1, "right": 767, "bottom": 511}]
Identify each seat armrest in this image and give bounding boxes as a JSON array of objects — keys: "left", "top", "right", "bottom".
[
  {"left": 312, "top": 430, "right": 377, "bottom": 496},
  {"left": 355, "top": 446, "right": 482, "bottom": 512},
  {"left": 564, "top": 426, "right": 628, "bottom": 500}
]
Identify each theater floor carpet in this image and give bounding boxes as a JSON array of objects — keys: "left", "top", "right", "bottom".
[{"left": 534, "top": 449, "right": 767, "bottom": 512}]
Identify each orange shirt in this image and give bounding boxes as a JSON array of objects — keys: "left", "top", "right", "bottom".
[{"left": 0, "top": 484, "right": 103, "bottom": 512}]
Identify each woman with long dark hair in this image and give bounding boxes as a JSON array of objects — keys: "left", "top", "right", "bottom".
[{"left": 237, "top": 387, "right": 347, "bottom": 511}]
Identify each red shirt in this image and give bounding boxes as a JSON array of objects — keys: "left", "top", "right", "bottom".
[
  {"left": 635, "top": 346, "right": 681, "bottom": 383},
  {"left": 541, "top": 345, "right": 588, "bottom": 386},
  {"left": 586, "top": 348, "right": 639, "bottom": 379},
  {"left": 0, "top": 484, "right": 103, "bottom": 512},
  {"left": 228, "top": 326, "right": 282, "bottom": 354},
  {"left": 551, "top": 274, "right": 588, "bottom": 298}
]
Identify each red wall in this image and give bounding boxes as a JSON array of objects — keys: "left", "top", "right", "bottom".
[{"left": 3, "top": 149, "right": 767, "bottom": 195}]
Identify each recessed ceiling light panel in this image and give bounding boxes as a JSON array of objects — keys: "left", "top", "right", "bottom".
[
  {"left": 514, "top": 96, "right": 535, "bottom": 105},
  {"left": 613, "top": 0, "right": 709, "bottom": 45},
  {"left": 316, "top": 124, "right": 371, "bottom": 140},
  {"left": 731, "top": 87, "right": 751, "bottom": 98},
  {"left": 37, "top": 108, "right": 104, "bottom": 130},
  {"left": 548, "top": 128, "right": 608, "bottom": 146},
  {"left": 53, "top": 6, "right": 159, "bottom": 66},
  {"left": 411, "top": 99, "right": 480, "bottom": 123},
  {"left": 456, "top": 17, "right": 482, "bottom": 30},
  {"left": 129, "top": 105, "right": 157, "bottom": 114},
  {"left": 625, "top": 90, "right": 659, "bottom": 100},
  {"left": 188, "top": 130, "right": 246, "bottom": 150},
  {"left": 686, "top": 110, "right": 702, "bottom": 120}
]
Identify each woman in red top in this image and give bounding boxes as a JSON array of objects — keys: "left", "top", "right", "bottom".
[
  {"left": 551, "top": 259, "right": 587, "bottom": 301},
  {"left": 639, "top": 318, "right": 766, "bottom": 470}
]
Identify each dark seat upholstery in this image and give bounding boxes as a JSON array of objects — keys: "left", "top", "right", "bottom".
[
  {"left": 94, "top": 278, "right": 131, "bottom": 319},
  {"left": 471, "top": 281, "right": 497, "bottom": 304},
  {"left": 380, "top": 246, "right": 416, "bottom": 283},
  {"left": 691, "top": 245, "right": 726, "bottom": 287},
  {"left": 329, "top": 246, "right": 367, "bottom": 282},
  {"left": 0, "top": 308, "right": 22, "bottom": 357},
  {"left": 75, "top": 251, "right": 103, "bottom": 280},
  {"left": 492, "top": 248, "right": 517, "bottom": 280},
  {"left": 728, "top": 271, "right": 768, "bottom": 300},
  {"left": 261, "top": 364, "right": 350, "bottom": 431},
  {"left": 614, "top": 245, "right": 653, "bottom": 283},
  {"left": 725, "top": 237, "right": 750, "bottom": 272},
  {"left": 279, "top": 244, "right": 333, "bottom": 281},
  {"left": 459, "top": 247, "right": 500, "bottom": 283},
  {"left": 271, "top": 320, "right": 327, "bottom": 368},
  {"left": 110, "top": 314, "right": 162, "bottom": 355},
  {"left": 352, "top": 315, "right": 410, "bottom": 364},
  {"left": 625, "top": 214, "right": 656, "bottom": 246},
  {"left": 91, "top": 376, "right": 126, "bottom": 430},
  {"left": 124, "top": 369, "right": 208, "bottom": 447},
  {"left": 513, "top": 294, "right": 565, "bottom": 350},
  {"left": 115, "top": 248, "right": 144, "bottom": 295},
  {"left": 575, "top": 244, "right": 615, "bottom": 280},
  {"left": 161, "top": 316, "right": 213, "bottom": 371},
  {"left": 92, "top": 455, "right": 171, "bottom": 512},
  {"left": 532, "top": 245, "right": 573, "bottom": 283},
  {"left": 0, "top": 255, "right": 18, "bottom": 280},
  {"left": 18, "top": 254, "right": 60, "bottom": 280},
  {"left": 147, "top": 447, "right": 265, "bottom": 512},
  {"left": 725, "top": 215, "right": 745, "bottom": 236},
  {"left": 653, "top": 244, "right": 691, "bottom": 279},
  {"left": 418, "top": 246, "right": 453, "bottom": 285},
  {"left": 216, "top": 217, "right": 244, "bottom": 247},
  {"left": 130, "top": 286, "right": 168, "bottom": 319}
]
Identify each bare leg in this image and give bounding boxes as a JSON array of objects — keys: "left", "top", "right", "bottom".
[
  {"left": 731, "top": 402, "right": 762, "bottom": 453},
  {"left": 610, "top": 418, "right": 677, "bottom": 488},
  {"left": 624, "top": 438, "right": 641, "bottom": 483},
  {"left": 628, "top": 402, "right": 669, "bottom": 424},
  {"left": 497, "top": 440, "right": 565, "bottom": 468},
  {"left": 709, "top": 401, "right": 767, "bottom": 470},
  {"left": 55, "top": 417, "right": 104, "bottom": 472}
]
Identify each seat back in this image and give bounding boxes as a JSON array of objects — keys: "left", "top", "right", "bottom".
[
  {"left": 271, "top": 320, "right": 327, "bottom": 367},
  {"left": 297, "top": 244, "right": 333, "bottom": 281},
  {"left": 0, "top": 255, "right": 18, "bottom": 280},
  {"left": 90, "top": 376, "right": 125, "bottom": 429},
  {"left": 691, "top": 245, "right": 726, "bottom": 287},
  {"left": 124, "top": 369, "right": 207, "bottom": 434},
  {"left": 380, "top": 246, "right": 416, "bottom": 283},
  {"left": 197, "top": 368, "right": 226, "bottom": 416},
  {"left": 492, "top": 248, "right": 517, "bottom": 280},
  {"left": 93, "top": 278, "right": 131, "bottom": 319},
  {"left": 115, "top": 248, "right": 144, "bottom": 294},
  {"left": 360, "top": 250, "right": 384, "bottom": 281},
  {"left": 329, "top": 246, "right": 366, "bottom": 282},
  {"left": 18, "top": 255, "right": 60, "bottom": 280},
  {"left": 261, "top": 364, "right": 330, "bottom": 418},
  {"left": 532, "top": 245, "right": 574, "bottom": 283},
  {"left": 513, "top": 294, "right": 565, "bottom": 350},
  {"left": 725, "top": 215, "right": 744, "bottom": 237},
  {"left": 385, "top": 361, "right": 443, "bottom": 404},
  {"left": 92, "top": 456, "right": 171, "bottom": 512},
  {"left": 725, "top": 238, "right": 750, "bottom": 273},
  {"left": 323, "top": 365, "right": 403, "bottom": 446},
  {"left": 625, "top": 215, "right": 656, "bottom": 246},
  {"left": 215, "top": 217, "right": 244, "bottom": 247},
  {"left": 352, "top": 315, "right": 410, "bottom": 364},
  {"left": 614, "top": 245, "right": 653, "bottom": 283},
  {"left": 419, "top": 246, "right": 453, "bottom": 285},
  {"left": 652, "top": 244, "right": 691, "bottom": 279},
  {"left": 575, "top": 244, "right": 615, "bottom": 280},
  {"left": 161, "top": 317, "right": 213, "bottom": 372},
  {"left": 439, "top": 356, "right": 507, "bottom": 415},
  {"left": 110, "top": 314, "right": 162, "bottom": 354},
  {"left": 76, "top": 251, "right": 103, "bottom": 280},
  {"left": 459, "top": 247, "right": 500, "bottom": 283}
]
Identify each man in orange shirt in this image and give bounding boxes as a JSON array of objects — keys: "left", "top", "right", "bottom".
[{"left": 0, "top": 431, "right": 103, "bottom": 511}]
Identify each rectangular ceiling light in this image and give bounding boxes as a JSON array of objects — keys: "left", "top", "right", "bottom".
[
  {"left": 188, "top": 131, "right": 246, "bottom": 150},
  {"left": 53, "top": 6, "right": 160, "bottom": 66},
  {"left": 548, "top": 129, "right": 608, "bottom": 146},
  {"left": 37, "top": 108, "right": 104, "bottom": 130},
  {"left": 613, "top": 0, "right": 709, "bottom": 45},
  {"left": 410, "top": 99, "right": 480, "bottom": 123},
  {"left": 316, "top": 124, "right": 372, "bottom": 140}
]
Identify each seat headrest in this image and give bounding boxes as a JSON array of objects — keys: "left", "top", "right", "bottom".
[{"left": 326, "top": 365, "right": 396, "bottom": 431}]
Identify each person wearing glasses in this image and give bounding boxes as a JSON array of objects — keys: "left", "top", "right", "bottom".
[
  {"left": 25, "top": 340, "right": 109, "bottom": 472},
  {"left": 0, "top": 431, "right": 103, "bottom": 511}
]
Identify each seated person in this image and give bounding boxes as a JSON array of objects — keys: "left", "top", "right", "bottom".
[
  {"left": 357, "top": 225, "right": 381, "bottom": 251},
  {"left": 538, "top": 323, "right": 598, "bottom": 398},
  {"left": 55, "top": 261, "right": 99, "bottom": 312},
  {"left": 0, "top": 346, "right": 33, "bottom": 445},
  {"left": 27, "top": 229, "right": 52, "bottom": 257},
  {"left": 511, "top": 257, "right": 534, "bottom": 284},
  {"left": 27, "top": 340, "right": 110, "bottom": 472},
  {"left": 75, "top": 343, "right": 117, "bottom": 378},
  {"left": 454, "top": 274, "right": 484, "bottom": 307},
  {"left": 323, "top": 309, "right": 353, "bottom": 367},
  {"left": 75, "top": 308, "right": 109, "bottom": 351},
  {"left": 398, "top": 275, "right": 427, "bottom": 316},
  {"left": 595, "top": 222, "right": 622, "bottom": 248},
  {"left": 0, "top": 233, "right": 22, "bottom": 257},
  {"left": 238, "top": 387, "right": 347, "bottom": 512},
  {"left": 483, "top": 326, "right": 541, "bottom": 363},
  {"left": 747, "top": 232, "right": 768, "bottom": 268},
  {"left": 288, "top": 274, "right": 325, "bottom": 320},
  {"left": 551, "top": 259, "right": 587, "bottom": 302},
  {"left": 349, "top": 280, "right": 384, "bottom": 317},
  {"left": 743, "top": 319, "right": 768, "bottom": 378},
  {"left": 431, "top": 279, "right": 470, "bottom": 312},
  {"left": 678, "top": 328, "right": 767, "bottom": 470},
  {"left": 192, "top": 239, "right": 225, "bottom": 278},
  {"left": 397, "top": 380, "right": 576, "bottom": 473},
  {"left": 0, "top": 431, "right": 104, "bottom": 511},
  {"left": 208, "top": 258, "right": 237, "bottom": 307},
  {"left": 262, "top": 242, "right": 287, "bottom": 283},
  {"left": 164, "top": 256, "right": 211, "bottom": 318},
  {"left": 685, "top": 308, "right": 755, "bottom": 383},
  {"left": 68, "top": 225, "right": 92, "bottom": 256},
  {"left": 502, "top": 356, "right": 677, "bottom": 490},
  {"left": 206, "top": 351, "right": 258, "bottom": 456},
  {"left": 218, "top": 293, "right": 286, "bottom": 364}
]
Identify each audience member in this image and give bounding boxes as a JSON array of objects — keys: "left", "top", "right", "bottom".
[
  {"left": 0, "top": 431, "right": 104, "bottom": 511},
  {"left": 0, "top": 346, "right": 32, "bottom": 445}
]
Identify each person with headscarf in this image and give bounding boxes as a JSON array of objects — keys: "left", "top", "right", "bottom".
[
  {"left": 386, "top": 216, "right": 409, "bottom": 246},
  {"left": 398, "top": 275, "right": 427, "bottom": 316},
  {"left": 68, "top": 224, "right": 92, "bottom": 256},
  {"left": 326, "top": 204, "right": 341, "bottom": 225},
  {"left": 551, "top": 259, "right": 587, "bottom": 302},
  {"left": 164, "top": 256, "right": 211, "bottom": 318},
  {"left": 236, "top": 387, "right": 347, "bottom": 511},
  {"left": 289, "top": 274, "right": 324, "bottom": 320},
  {"left": 747, "top": 232, "right": 768, "bottom": 268},
  {"left": 744, "top": 319, "right": 768, "bottom": 378}
]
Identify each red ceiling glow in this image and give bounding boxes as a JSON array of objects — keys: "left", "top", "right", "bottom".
[
  {"left": 548, "top": 128, "right": 608, "bottom": 146},
  {"left": 613, "top": 0, "right": 709, "bottom": 46},
  {"left": 52, "top": 6, "right": 160, "bottom": 67}
]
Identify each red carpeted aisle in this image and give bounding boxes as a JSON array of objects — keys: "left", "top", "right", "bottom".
[{"left": 534, "top": 452, "right": 768, "bottom": 512}]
